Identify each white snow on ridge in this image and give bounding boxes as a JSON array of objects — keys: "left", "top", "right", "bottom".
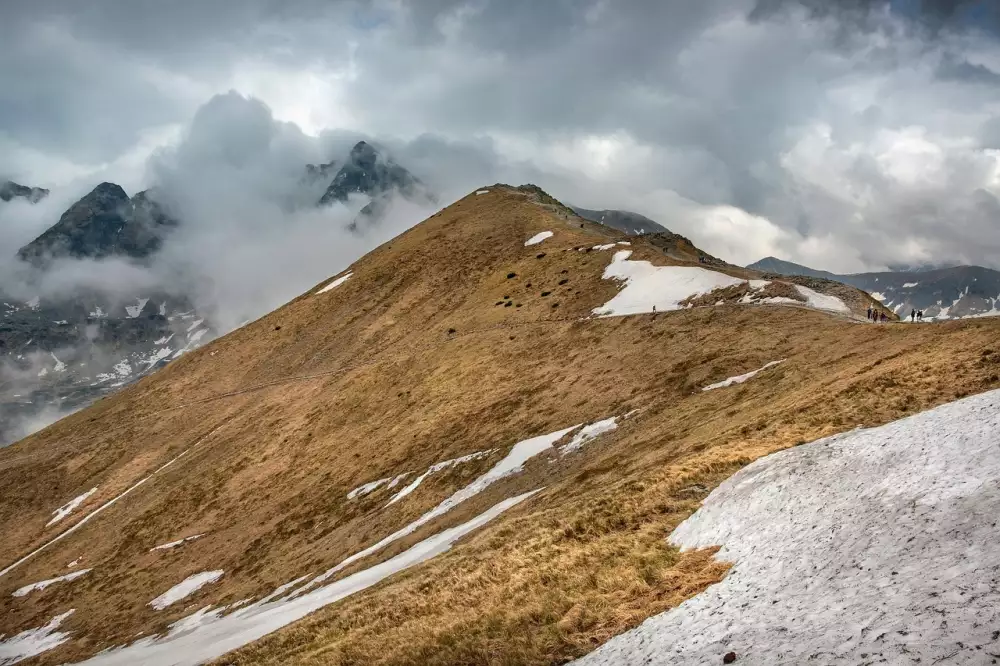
[
  {"left": 593, "top": 250, "right": 743, "bottom": 317},
  {"left": 793, "top": 285, "right": 850, "bottom": 314},
  {"left": 317, "top": 272, "right": 353, "bottom": 294},
  {"left": 524, "top": 231, "right": 554, "bottom": 246},
  {"left": 13, "top": 569, "right": 91, "bottom": 597},
  {"left": 47, "top": 488, "right": 98, "bottom": 527},
  {"left": 476, "top": 189, "right": 490, "bottom": 195},
  {"left": 347, "top": 477, "right": 393, "bottom": 500},
  {"left": 72, "top": 492, "right": 539, "bottom": 666},
  {"left": 592, "top": 244, "right": 616, "bottom": 251},
  {"left": 0, "top": 610, "right": 75, "bottom": 664},
  {"left": 575, "top": 389, "right": 1000, "bottom": 665},
  {"left": 701, "top": 360, "right": 785, "bottom": 392},
  {"left": 149, "top": 571, "right": 224, "bottom": 610},
  {"left": 385, "top": 450, "right": 493, "bottom": 507}
]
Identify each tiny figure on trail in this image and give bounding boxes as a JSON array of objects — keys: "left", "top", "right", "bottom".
[
  {"left": 652, "top": 304, "right": 657, "bottom": 317},
  {"left": 881, "top": 312, "right": 888, "bottom": 323},
  {"left": 911, "top": 308, "right": 916, "bottom": 322},
  {"left": 918, "top": 310, "right": 924, "bottom": 321},
  {"left": 867, "top": 306, "right": 873, "bottom": 321}
]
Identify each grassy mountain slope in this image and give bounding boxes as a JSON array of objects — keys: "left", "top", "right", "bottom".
[{"left": 2, "top": 185, "right": 998, "bottom": 665}]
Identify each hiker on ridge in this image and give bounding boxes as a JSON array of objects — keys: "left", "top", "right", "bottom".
[
  {"left": 867, "top": 305, "right": 873, "bottom": 321},
  {"left": 911, "top": 308, "right": 916, "bottom": 322}
]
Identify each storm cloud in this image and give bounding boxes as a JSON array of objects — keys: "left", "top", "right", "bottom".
[{"left": 3, "top": 0, "right": 1000, "bottom": 273}]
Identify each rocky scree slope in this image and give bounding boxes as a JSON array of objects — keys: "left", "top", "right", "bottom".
[
  {"left": 1, "top": 186, "right": 998, "bottom": 665},
  {"left": 750, "top": 256, "right": 1000, "bottom": 320}
]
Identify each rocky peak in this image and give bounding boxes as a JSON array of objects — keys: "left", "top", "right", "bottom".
[
  {"left": 17, "top": 183, "right": 174, "bottom": 264},
  {"left": 318, "top": 141, "right": 422, "bottom": 207}
]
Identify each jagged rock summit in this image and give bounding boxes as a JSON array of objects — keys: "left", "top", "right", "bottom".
[
  {"left": 16, "top": 182, "right": 176, "bottom": 263},
  {"left": 0, "top": 180, "right": 49, "bottom": 203},
  {"left": 317, "top": 140, "right": 426, "bottom": 206}
]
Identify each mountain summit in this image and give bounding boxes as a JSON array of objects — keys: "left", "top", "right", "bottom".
[
  {"left": 317, "top": 141, "right": 425, "bottom": 206},
  {"left": 16, "top": 183, "right": 176, "bottom": 263}
]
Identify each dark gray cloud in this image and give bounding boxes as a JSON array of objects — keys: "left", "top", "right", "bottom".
[{"left": 3, "top": 0, "right": 1000, "bottom": 274}]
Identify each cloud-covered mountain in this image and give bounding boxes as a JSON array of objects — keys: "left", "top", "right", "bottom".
[
  {"left": 1, "top": 181, "right": 49, "bottom": 204},
  {"left": 571, "top": 208, "right": 670, "bottom": 236}
]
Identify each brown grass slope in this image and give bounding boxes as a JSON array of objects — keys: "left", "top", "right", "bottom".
[{"left": 1, "top": 185, "right": 997, "bottom": 665}]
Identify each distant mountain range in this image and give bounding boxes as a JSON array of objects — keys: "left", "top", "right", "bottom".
[{"left": 748, "top": 256, "right": 1000, "bottom": 320}]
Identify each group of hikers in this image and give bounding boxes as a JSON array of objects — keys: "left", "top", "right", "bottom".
[
  {"left": 866, "top": 305, "right": 926, "bottom": 322},
  {"left": 867, "top": 306, "right": 889, "bottom": 323}
]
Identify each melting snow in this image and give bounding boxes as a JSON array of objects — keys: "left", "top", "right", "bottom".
[
  {"left": 0, "top": 610, "right": 75, "bottom": 665},
  {"left": 112, "top": 360, "right": 132, "bottom": 378},
  {"left": 149, "top": 571, "right": 224, "bottom": 611},
  {"left": 67, "top": 559, "right": 80, "bottom": 568},
  {"left": 593, "top": 250, "right": 743, "bottom": 317},
  {"left": 575, "top": 389, "right": 1000, "bottom": 665},
  {"left": 869, "top": 291, "right": 886, "bottom": 303},
  {"left": 89, "top": 306, "right": 106, "bottom": 318},
  {"left": 524, "top": 231, "right": 554, "bottom": 246},
  {"left": 186, "top": 319, "right": 204, "bottom": 333},
  {"left": 592, "top": 244, "right": 616, "bottom": 251},
  {"left": 47, "top": 488, "right": 98, "bottom": 527},
  {"left": 793, "top": 285, "right": 850, "bottom": 314},
  {"left": 50, "top": 353, "right": 66, "bottom": 373},
  {"left": 143, "top": 347, "right": 174, "bottom": 371},
  {"left": 702, "top": 360, "right": 785, "bottom": 392},
  {"left": 385, "top": 451, "right": 493, "bottom": 506},
  {"left": 125, "top": 298, "right": 149, "bottom": 319},
  {"left": 71, "top": 492, "right": 539, "bottom": 666},
  {"left": 26, "top": 297, "right": 40, "bottom": 310},
  {"left": 317, "top": 272, "right": 353, "bottom": 294},
  {"left": 559, "top": 418, "right": 618, "bottom": 456},
  {"left": 346, "top": 477, "right": 395, "bottom": 500},
  {"left": 902, "top": 282, "right": 919, "bottom": 288},
  {"left": 37, "top": 368, "right": 48, "bottom": 378},
  {"left": 13, "top": 569, "right": 91, "bottom": 598},
  {"left": 150, "top": 535, "right": 204, "bottom": 552},
  {"left": 748, "top": 280, "right": 769, "bottom": 289},
  {"left": 187, "top": 329, "right": 207, "bottom": 345},
  {"left": 476, "top": 189, "right": 489, "bottom": 195}
]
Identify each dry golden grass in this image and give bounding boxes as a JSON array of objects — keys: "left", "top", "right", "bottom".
[{"left": 1, "top": 185, "right": 998, "bottom": 665}]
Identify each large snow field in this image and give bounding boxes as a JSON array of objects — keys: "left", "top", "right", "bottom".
[
  {"left": 575, "top": 388, "right": 1000, "bottom": 665},
  {"left": 592, "top": 251, "right": 744, "bottom": 317},
  {"left": 794, "top": 284, "right": 850, "bottom": 314}
]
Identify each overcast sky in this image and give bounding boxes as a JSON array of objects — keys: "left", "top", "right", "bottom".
[{"left": 3, "top": 0, "right": 1000, "bottom": 272}]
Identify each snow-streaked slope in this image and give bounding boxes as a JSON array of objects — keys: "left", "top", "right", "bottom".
[
  {"left": 149, "top": 571, "right": 224, "bottom": 610},
  {"left": 12, "top": 569, "right": 91, "bottom": 597},
  {"left": 524, "top": 231, "right": 553, "bottom": 246},
  {"left": 593, "top": 251, "right": 743, "bottom": 317},
  {"left": 701, "top": 360, "right": 785, "bottom": 392},
  {"left": 575, "top": 389, "right": 1000, "bottom": 665},
  {"left": 150, "top": 535, "right": 203, "bottom": 552},
  {"left": 72, "top": 491, "right": 541, "bottom": 666},
  {"left": 0, "top": 610, "right": 75, "bottom": 665}
]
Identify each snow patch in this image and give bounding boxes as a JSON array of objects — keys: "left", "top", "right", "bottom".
[
  {"left": 125, "top": 298, "right": 149, "bottom": 319},
  {"left": 385, "top": 450, "right": 494, "bottom": 507},
  {"left": 13, "top": 569, "right": 91, "bottom": 598},
  {"left": 902, "top": 282, "right": 919, "bottom": 288},
  {"left": 317, "top": 272, "right": 353, "bottom": 294},
  {"left": 0, "top": 610, "right": 75, "bottom": 665},
  {"left": 50, "top": 353, "right": 66, "bottom": 373},
  {"left": 593, "top": 251, "right": 743, "bottom": 317},
  {"left": 702, "top": 360, "right": 785, "bottom": 392},
  {"left": 150, "top": 535, "right": 204, "bottom": 552},
  {"left": 793, "top": 285, "right": 850, "bottom": 314},
  {"left": 559, "top": 418, "right": 618, "bottom": 456},
  {"left": 592, "top": 244, "right": 616, "bottom": 251},
  {"left": 185, "top": 319, "right": 204, "bottom": 333},
  {"left": 524, "top": 231, "right": 554, "bottom": 246},
  {"left": 47, "top": 488, "right": 98, "bottom": 527},
  {"left": 575, "top": 389, "right": 1000, "bottom": 665},
  {"left": 476, "top": 189, "right": 489, "bottom": 195},
  {"left": 149, "top": 571, "right": 224, "bottom": 610}
]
